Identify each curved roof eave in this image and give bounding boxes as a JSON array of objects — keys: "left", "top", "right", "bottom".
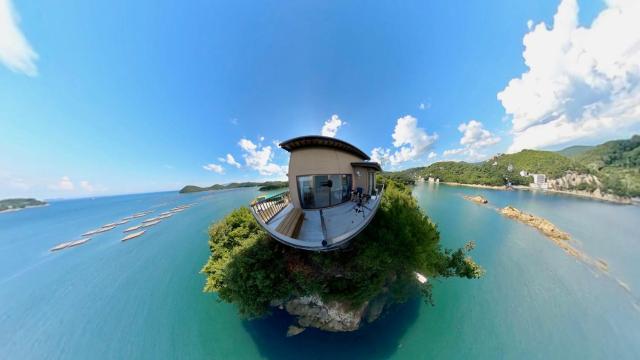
[{"left": 279, "top": 135, "right": 370, "bottom": 160}]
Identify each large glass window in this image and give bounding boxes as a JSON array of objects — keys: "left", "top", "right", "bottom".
[{"left": 297, "top": 174, "right": 352, "bottom": 209}]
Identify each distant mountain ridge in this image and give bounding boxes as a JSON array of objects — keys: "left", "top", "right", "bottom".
[
  {"left": 179, "top": 181, "right": 288, "bottom": 194},
  {"left": 556, "top": 145, "right": 594, "bottom": 158}
]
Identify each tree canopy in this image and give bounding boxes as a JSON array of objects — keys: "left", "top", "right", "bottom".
[{"left": 202, "top": 181, "right": 483, "bottom": 319}]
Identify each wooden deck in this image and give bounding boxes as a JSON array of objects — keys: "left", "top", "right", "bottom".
[{"left": 250, "top": 185, "right": 384, "bottom": 251}]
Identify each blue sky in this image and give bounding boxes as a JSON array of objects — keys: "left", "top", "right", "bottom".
[{"left": 1, "top": 0, "right": 639, "bottom": 199}]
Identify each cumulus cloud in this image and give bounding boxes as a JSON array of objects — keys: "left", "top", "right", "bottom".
[
  {"left": 498, "top": 0, "right": 640, "bottom": 152},
  {"left": 459, "top": 120, "right": 501, "bottom": 148},
  {"left": 428, "top": 151, "right": 437, "bottom": 159},
  {"left": 321, "top": 114, "right": 345, "bottom": 137},
  {"left": 371, "top": 115, "right": 438, "bottom": 166},
  {"left": 238, "top": 138, "right": 286, "bottom": 176},
  {"left": 203, "top": 163, "right": 224, "bottom": 174},
  {"left": 49, "top": 176, "right": 74, "bottom": 191},
  {"left": 443, "top": 120, "right": 500, "bottom": 161},
  {"left": 47, "top": 176, "right": 105, "bottom": 193},
  {"left": 220, "top": 153, "right": 241, "bottom": 168},
  {"left": 0, "top": 0, "right": 38, "bottom": 76}
]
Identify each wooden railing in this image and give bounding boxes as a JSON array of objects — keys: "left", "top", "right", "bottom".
[{"left": 250, "top": 191, "right": 291, "bottom": 223}]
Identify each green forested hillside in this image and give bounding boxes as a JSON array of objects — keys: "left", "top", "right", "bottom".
[
  {"left": 556, "top": 145, "right": 593, "bottom": 158},
  {"left": 383, "top": 135, "right": 639, "bottom": 198},
  {"left": 421, "top": 150, "right": 588, "bottom": 186},
  {"left": 569, "top": 135, "right": 640, "bottom": 197},
  {"left": 0, "top": 198, "right": 47, "bottom": 212},
  {"left": 179, "top": 181, "right": 287, "bottom": 194}
]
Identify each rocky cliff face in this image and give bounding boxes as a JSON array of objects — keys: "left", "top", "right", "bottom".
[
  {"left": 279, "top": 293, "right": 389, "bottom": 333},
  {"left": 547, "top": 172, "right": 600, "bottom": 190},
  {"left": 547, "top": 172, "right": 631, "bottom": 204}
]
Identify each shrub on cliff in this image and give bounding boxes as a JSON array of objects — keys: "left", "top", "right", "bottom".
[{"left": 202, "top": 180, "right": 483, "bottom": 319}]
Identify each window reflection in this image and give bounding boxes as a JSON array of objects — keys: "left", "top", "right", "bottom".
[{"left": 297, "top": 174, "right": 352, "bottom": 209}]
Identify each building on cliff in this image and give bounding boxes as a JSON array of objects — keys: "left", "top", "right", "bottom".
[
  {"left": 529, "top": 173, "right": 549, "bottom": 190},
  {"left": 249, "top": 135, "right": 384, "bottom": 251}
]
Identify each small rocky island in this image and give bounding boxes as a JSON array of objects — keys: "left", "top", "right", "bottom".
[
  {"left": 179, "top": 181, "right": 287, "bottom": 194},
  {"left": 0, "top": 198, "right": 47, "bottom": 213},
  {"left": 201, "top": 181, "right": 483, "bottom": 333},
  {"left": 500, "top": 206, "right": 570, "bottom": 242},
  {"left": 463, "top": 195, "right": 488, "bottom": 204}
]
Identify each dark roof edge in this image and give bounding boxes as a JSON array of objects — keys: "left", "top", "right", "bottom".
[
  {"left": 279, "top": 135, "right": 370, "bottom": 160},
  {"left": 351, "top": 161, "right": 382, "bottom": 171}
]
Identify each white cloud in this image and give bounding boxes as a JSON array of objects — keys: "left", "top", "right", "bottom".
[
  {"left": 0, "top": 0, "right": 38, "bottom": 76},
  {"left": 443, "top": 148, "right": 466, "bottom": 157},
  {"left": 443, "top": 120, "right": 500, "bottom": 161},
  {"left": 419, "top": 102, "right": 431, "bottom": 110},
  {"left": 202, "top": 163, "right": 225, "bottom": 174},
  {"left": 459, "top": 120, "right": 501, "bottom": 148},
  {"left": 527, "top": 19, "right": 534, "bottom": 30},
  {"left": 498, "top": 0, "right": 640, "bottom": 152},
  {"left": 49, "top": 176, "right": 74, "bottom": 191},
  {"left": 428, "top": 151, "right": 437, "bottom": 159},
  {"left": 79, "top": 180, "right": 94, "bottom": 192},
  {"left": 221, "top": 153, "right": 241, "bottom": 168},
  {"left": 238, "top": 138, "right": 286, "bottom": 176},
  {"left": 321, "top": 114, "right": 345, "bottom": 137},
  {"left": 370, "top": 115, "right": 438, "bottom": 166}
]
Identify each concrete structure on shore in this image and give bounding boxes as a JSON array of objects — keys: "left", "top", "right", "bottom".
[{"left": 529, "top": 173, "right": 549, "bottom": 190}]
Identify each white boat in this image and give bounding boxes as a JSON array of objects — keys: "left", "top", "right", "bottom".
[
  {"left": 157, "top": 213, "right": 173, "bottom": 219},
  {"left": 67, "top": 238, "right": 90, "bottom": 248},
  {"left": 101, "top": 222, "right": 117, "bottom": 228},
  {"left": 141, "top": 220, "right": 161, "bottom": 228},
  {"left": 142, "top": 217, "right": 160, "bottom": 223},
  {"left": 82, "top": 225, "right": 116, "bottom": 236},
  {"left": 121, "top": 230, "right": 146, "bottom": 242},
  {"left": 50, "top": 238, "right": 91, "bottom": 251},
  {"left": 123, "top": 224, "right": 143, "bottom": 233},
  {"left": 114, "top": 219, "right": 129, "bottom": 225},
  {"left": 50, "top": 241, "right": 74, "bottom": 251}
]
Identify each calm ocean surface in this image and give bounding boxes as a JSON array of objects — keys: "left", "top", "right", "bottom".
[{"left": 1, "top": 184, "right": 639, "bottom": 359}]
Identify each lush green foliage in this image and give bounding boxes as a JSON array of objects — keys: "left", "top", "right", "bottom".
[
  {"left": 201, "top": 181, "right": 483, "bottom": 318},
  {"left": 384, "top": 136, "right": 640, "bottom": 198},
  {"left": 0, "top": 198, "right": 46, "bottom": 212},
  {"left": 556, "top": 145, "right": 594, "bottom": 158},
  {"left": 570, "top": 135, "right": 640, "bottom": 197},
  {"left": 257, "top": 181, "right": 288, "bottom": 191},
  {"left": 422, "top": 150, "right": 589, "bottom": 186},
  {"left": 179, "top": 181, "right": 288, "bottom": 193}
]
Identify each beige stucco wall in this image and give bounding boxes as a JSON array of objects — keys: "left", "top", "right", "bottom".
[{"left": 288, "top": 147, "right": 370, "bottom": 208}]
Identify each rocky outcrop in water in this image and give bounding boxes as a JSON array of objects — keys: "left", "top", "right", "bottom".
[
  {"left": 500, "top": 206, "right": 570, "bottom": 242},
  {"left": 463, "top": 195, "right": 488, "bottom": 204}
]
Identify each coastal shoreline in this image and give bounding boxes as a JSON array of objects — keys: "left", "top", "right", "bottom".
[
  {"left": 0, "top": 203, "right": 49, "bottom": 214},
  {"left": 440, "top": 182, "right": 633, "bottom": 205}
]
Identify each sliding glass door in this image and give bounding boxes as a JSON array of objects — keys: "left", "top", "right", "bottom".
[{"left": 297, "top": 174, "right": 352, "bottom": 209}]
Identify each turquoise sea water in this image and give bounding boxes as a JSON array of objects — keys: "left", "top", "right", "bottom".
[{"left": 1, "top": 184, "right": 639, "bottom": 359}]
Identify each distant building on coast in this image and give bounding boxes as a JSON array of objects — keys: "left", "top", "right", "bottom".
[{"left": 529, "top": 174, "right": 549, "bottom": 190}]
